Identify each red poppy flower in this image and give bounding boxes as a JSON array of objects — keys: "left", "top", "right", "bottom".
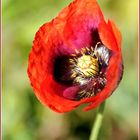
[{"left": 28, "top": 0, "right": 123, "bottom": 113}]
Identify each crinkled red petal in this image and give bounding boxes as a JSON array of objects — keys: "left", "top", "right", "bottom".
[{"left": 27, "top": 0, "right": 123, "bottom": 113}]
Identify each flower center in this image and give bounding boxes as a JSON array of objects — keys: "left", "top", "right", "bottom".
[
  {"left": 77, "top": 55, "right": 99, "bottom": 77},
  {"left": 53, "top": 42, "right": 111, "bottom": 100}
]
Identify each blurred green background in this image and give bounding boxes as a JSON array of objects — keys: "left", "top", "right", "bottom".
[{"left": 2, "top": 0, "right": 138, "bottom": 140}]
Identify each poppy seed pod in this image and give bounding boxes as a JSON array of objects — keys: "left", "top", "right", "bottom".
[{"left": 27, "top": 0, "right": 123, "bottom": 113}]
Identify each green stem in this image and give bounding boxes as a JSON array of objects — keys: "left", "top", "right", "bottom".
[{"left": 89, "top": 101, "right": 106, "bottom": 140}]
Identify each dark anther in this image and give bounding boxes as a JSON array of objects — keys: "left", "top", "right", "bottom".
[{"left": 53, "top": 42, "right": 110, "bottom": 100}]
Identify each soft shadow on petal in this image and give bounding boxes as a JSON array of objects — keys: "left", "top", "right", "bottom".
[{"left": 28, "top": 0, "right": 123, "bottom": 113}]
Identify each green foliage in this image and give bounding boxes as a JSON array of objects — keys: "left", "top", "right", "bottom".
[{"left": 3, "top": 0, "right": 138, "bottom": 140}]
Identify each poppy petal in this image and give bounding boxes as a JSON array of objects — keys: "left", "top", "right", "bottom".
[{"left": 28, "top": 0, "right": 123, "bottom": 113}]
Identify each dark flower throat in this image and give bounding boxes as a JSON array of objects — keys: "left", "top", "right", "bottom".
[{"left": 54, "top": 42, "right": 111, "bottom": 100}]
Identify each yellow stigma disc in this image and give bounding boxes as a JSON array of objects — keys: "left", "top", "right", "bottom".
[{"left": 77, "top": 55, "right": 99, "bottom": 77}]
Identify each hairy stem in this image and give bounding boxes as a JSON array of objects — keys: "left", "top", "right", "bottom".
[{"left": 89, "top": 101, "right": 106, "bottom": 140}]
